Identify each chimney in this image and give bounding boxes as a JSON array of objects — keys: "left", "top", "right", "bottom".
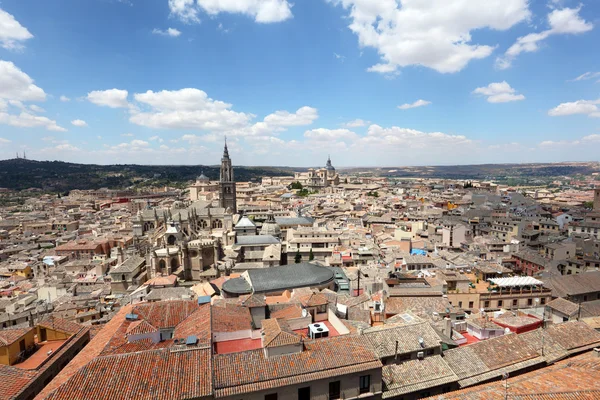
[
  {"left": 443, "top": 317, "right": 452, "bottom": 338},
  {"left": 594, "top": 347, "right": 600, "bottom": 358}
]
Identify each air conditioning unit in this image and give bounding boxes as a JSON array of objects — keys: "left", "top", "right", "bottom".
[
  {"left": 308, "top": 323, "right": 330, "bottom": 339},
  {"left": 417, "top": 351, "right": 424, "bottom": 359}
]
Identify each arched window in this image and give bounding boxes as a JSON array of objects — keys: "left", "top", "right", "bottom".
[
  {"left": 170, "top": 258, "right": 179, "bottom": 271},
  {"left": 167, "top": 235, "right": 176, "bottom": 246},
  {"left": 158, "top": 259, "right": 166, "bottom": 273}
]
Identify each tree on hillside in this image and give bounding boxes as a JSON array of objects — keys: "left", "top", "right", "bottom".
[
  {"left": 309, "top": 248, "right": 314, "bottom": 261},
  {"left": 290, "top": 181, "right": 303, "bottom": 190},
  {"left": 295, "top": 250, "right": 302, "bottom": 264}
]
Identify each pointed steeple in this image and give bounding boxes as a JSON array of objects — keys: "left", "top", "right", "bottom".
[{"left": 223, "top": 136, "right": 230, "bottom": 159}]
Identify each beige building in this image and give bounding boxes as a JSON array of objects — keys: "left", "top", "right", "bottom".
[
  {"left": 287, "top": 227, "right": 340, "bottom": 261},
  {"left": 293, "top": 156, "right": 340, "bottom": 192}
]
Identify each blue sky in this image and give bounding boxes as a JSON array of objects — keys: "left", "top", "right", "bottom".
[{"left": 0, "top": 0, "right": 599, "bottom": 167}]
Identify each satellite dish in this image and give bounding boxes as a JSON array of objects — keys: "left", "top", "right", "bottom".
[{"left": 302, "top": 309, "right": 308, "bottom": 318}]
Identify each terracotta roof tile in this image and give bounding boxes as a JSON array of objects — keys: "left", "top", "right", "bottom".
[
  {"left": 0, "top": 327, "right": 33, "bottom": 346},
  {"left": 44, "top": 348, "right": 212, "bottom": 400},
  {"left": 214, "top": 334, "right": 380, "bottom": 396},
  {"left": 261, "top": 318, "right": 301, "bottom": 348}
]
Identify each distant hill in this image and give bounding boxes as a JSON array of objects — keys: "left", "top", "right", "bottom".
[
  {"left": 341, "top": 162, "right": 600, "bottom": 181},
  {"left": 0, "top": 159, "right": 298, "bottom": 192},
  {"left": 0, "top": 159, "right": 598, "bottom": 192}
]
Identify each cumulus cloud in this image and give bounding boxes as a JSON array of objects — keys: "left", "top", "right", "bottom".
[
  {"left": 168, "top": 0, "right": 293, "bottom": 24},
  {"left": 548, "top": 99, "right": 600, "bottom": 117},
  {"left": 304, "top": 128, "right": 358, "bottom": 141},
  {"left": 0, "top": 8, "right": 33, "bottom": 50},
  {"left": 0, "top": 112, "right": 66, "bottom": 131},
  {"left": 343, "top": 119, "right": 369, "bottom": 128},
  {"left": 152, "top": 28, "right": 182, "bottom": 37},
  {"left": 0, "top": 60, "right": 66, "bottom": 132},
  {"left": 29, "top": 105, "right": 45, "bottom": 113},
  {"left": 71, "top": 119, "right": 88, "bottom": 127},
  {"left": 473, "top": 81, "right": 525, "bottom": 103},
  {"left": 328, "top": 0, "right": 531, "bottom": 74},
  {"left": 398, "top": 100, "right": 431, "bottom": 110},
  {"left": 87, "top": 89, "right": 129, "bottom": 108},
  {"left": 130, "top": 88, "right": 254, "bottom": 131},
  {"left": 0, "top": 60, "right": 46, "bottom": 102},
  {"left": 361, "top": 125, "right": 473, "bottom": 149},
  {"left": 497, "top": 7, "right": 593, "bottom": 69},
  {"left": 59, "top": 95, "right": 71, "bottom": 102}
]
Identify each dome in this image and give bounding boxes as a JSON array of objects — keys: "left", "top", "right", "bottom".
[
  {"left": 325, "top": 155, "right": 335, "bottom": 171},
  {"left": 197, "top": 173, "right": 209, "bottom": 182},
  {"left": 260, "top": 211, "right": 281, "bottom": 238}
]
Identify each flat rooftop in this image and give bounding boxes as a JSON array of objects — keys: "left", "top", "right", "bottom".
[
  {"left": 213, "top": 320, "right": 341, "bottom": 354},
  {"left": 13, "top": 339, "right": 67, "bottom": 370}
]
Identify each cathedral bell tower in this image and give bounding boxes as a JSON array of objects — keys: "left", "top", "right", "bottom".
[{"left": 219, "top": 138, "right": 237, "bottom": 213}]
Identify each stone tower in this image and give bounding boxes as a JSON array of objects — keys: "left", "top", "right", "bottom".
[
  {"left": 219, "top": 138, "right": 237, "bottom": 213},
  {"left": 595, "top": 187, "right": 600, "bottom": 211}
]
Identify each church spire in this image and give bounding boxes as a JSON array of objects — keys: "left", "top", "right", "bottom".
[{"left": 223, "top": 136, "right": 229, "bottom": 159}]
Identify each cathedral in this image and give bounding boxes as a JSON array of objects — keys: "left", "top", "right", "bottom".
[{"left": 133, "top": 139, "right": 239, "bottom": 281}]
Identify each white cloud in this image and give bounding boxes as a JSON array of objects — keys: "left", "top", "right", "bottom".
[
  {"left": 152, "top": 28, "right": 182, "bottom": 37},
  {"left": 54, "top": 143, "right": 80, "bottom": 151},
  {"left": 343, "top": 119, "right": 369, "bottom": 128},
  {"left": 569, "top": 71, "right": 600, "bottom": 82},
  {"left": 497, "top": 7, "right": 593, "bottom": 69},
  {"left": 0, "top": 112, "right": 66, "bottom": 131},
  {"left": 398, "top": 100, "right": 431, "bottom": 110},
  {"left": 473, "top": 81, "right": 525, "bottom": 103},
  {"left": 169, "top": 0, "right": 293, "bottom": 24},
  {"left": 361, "top": 125, "right": 473, "bottom": 149},
  {"left": 548, "top": 99, "right": 600, "bottom": 117},
  {"left": 0, "top": 60, "right": 46, "bottom": 102},
  {"left": 71, "top": 119, "right": 88, "bottom": 127},
  {"left": 328, "top": 0, "right": 531, "bottom": 74},
  {"left": 304, "top": 128, "right": 358, "bottom": 141},
  {"left": 334, "top": 53, "right": 345, "bottom": 62},
  {"left": 87, "top": 89, "right": 129, "bottom": 108},
  {"left": 538, "top": 135, "right": 600, "bottom": 148},
  {"left": 59, "top": 95, "right": 71, "bottom": 102},
  {"left": 247, "top": 106, "right": 318, "bottom": 136},
  {"left": 0, "top": 61, "right": 66, "bottom": 132},
  {"left": 0, "top": 137, "right": 10, "bottom": 144},
  {"left": 130, "top": 88, "right": 254, "bottom": 131},
  {"left": 0, "top": 8, "right": 33, "bottom": 50},
  {"left": 149, "top": 135, "right": 164, "bottom": 143},
  {"left": 168, "top": 0, "right": 201, "bottom": 23},
  {"left": 29, "top": 105, "right": 45, "bottom": 113}
]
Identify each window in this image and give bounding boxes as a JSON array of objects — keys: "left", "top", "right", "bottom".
[
  {"left": 513, "top": 299, "right": 518, "bottom": 306},
  {"left": 298, "top": 387, "right": 310, "bottom": 400},
  {"left": 468, "top": 301, "right": 474, "bottom": 309},
  {"left": 264, "top": 394, "right": 277, "bottom": 400},
  {"left": 359, "top": 375, "right": 370, "bottom": 394},
  {"left": 497, "top": 300, "right": 503, "bottom": 308},
  {"left": 329, "top": 381, "right": 341, "bottom": 399},
  {"left": 541, "top": 298, "right": 546, "bottom": 305},
  {"left": 527, "top": 298, "right": 533, "bottom": 306},
  {"left": 317, "top": 304, "right": 327, "bottom": 314},
  {"left": 484, "top": 301, "right": 490, "bottom": 308}
]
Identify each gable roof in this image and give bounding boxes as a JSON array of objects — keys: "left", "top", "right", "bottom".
[
  {"left": 213, "top": 335, "right": 381, "bottom": 398},
  {"left": 44, "top": 348, "right": 212, "bottom": 400},
  {"left": 261, "top": 318, "right": 301, "bottom": 348}
]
